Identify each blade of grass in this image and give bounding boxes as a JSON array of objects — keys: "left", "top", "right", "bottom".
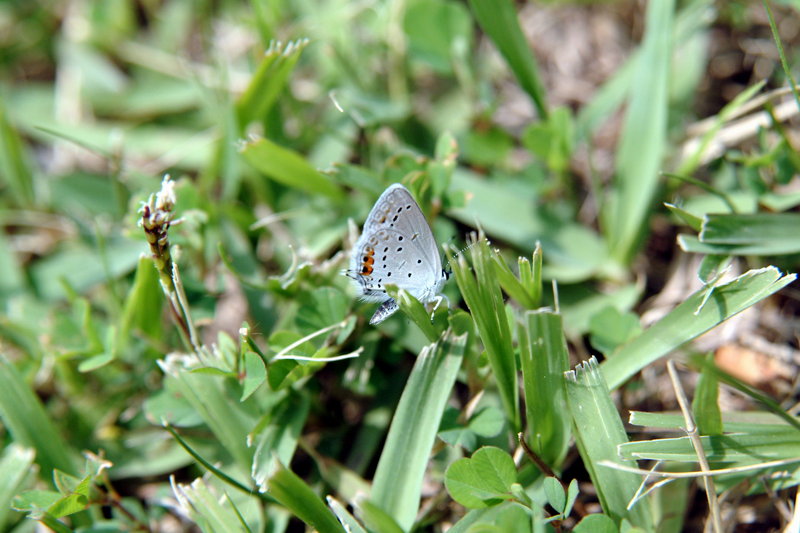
[
  {"left": 268, "top": 463, "right": 346, "bottom": 533},
  {"left": 389, "top": 287, "right": 440, "bottom": 342},
  {"left": 677, "top": 80, "right": 766, "bottom": 175},
  {"left": 491, "top": 251, "right": 540, "bottom": 310},
  {"left": 700, "top": 213, "right": 800, "bottom": 252},
  {"left": 239, "top": 137, "right": 344, "bottom": 200},
  {"left": 448, "top": 239, "right": 520, "bottom": 429},
  {"left": 601, "top": 267, "right": 796, "bottom": 390},
  {"left": 163, "top": 423, "right": 269, "bottom": 500},
  {"left": 467, "top": 0, "right": 548, "bottom": 119},
  {"left": 172, "top": 479, "right": 251, "bottom": 533},
  {"left": 0, "top": 357, "right": 79, "bottom": 480},
  {"left": 159, "top": 362, "right": 256, "bottom": 474},
  {"left": 237, "top": 39, "right": 309, "bottom": 127},
  {"left": 518, "top": 310, "right": 570, "bottom": 468},
  {"left": 327, "top": 496, "right": 368, "bottom": 533},
  {"left": 0, "top": 98, "right": 35, "bottom": 206},
  {"left": 605, "top": 0, "right": 674, "bottom": 264},
  {"left": 618, "top": 432, "right": 800, "bottom": 463},
  {"left": 689, "top": 354, "right": 800, "bottom": 432},
  {"left": 577, "top": 0, "right": 712, "bottom": 141},
  {"left": 370, "top": 330, "right": 467, "bottom": 531},
  {"left": 0, "top": 444, "right": 36, "bottom": 528},
  {"left": 565, "top": 357, "right": 654, "bottom": 528},
  {"left": 692, "top": 354, "right": 723, "bottom": 436},
  {"left": 762, "top": 0, "right": 800, "bottom": 110}
]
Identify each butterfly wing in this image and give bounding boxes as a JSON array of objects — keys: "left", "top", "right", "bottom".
[{"left": 349, "top": 184, "right": 445, "bottom": 323}]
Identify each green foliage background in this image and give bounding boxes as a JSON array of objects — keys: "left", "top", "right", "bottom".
[{"left": 0, "top": 0, "right": 799, "bottom": 531}]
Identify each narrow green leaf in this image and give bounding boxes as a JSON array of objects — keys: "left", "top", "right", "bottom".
[
  {"left": 0, "top": 357, "right": 79, "bottom": 480},
  {"left": 357, "top": 499, "right": 405, "bottom": 533},
  {"left": 618, "top": 433, "right": 800, "bottom": 464},
  {"left": 690, "top": 354, "right": 800, "bottom": 432},
  {"left": 0, "top": 97, "right": 35, "bottom": 206},
  {"left": 268, "top": 463, "right": 346, "bottom": 533},
  {"left": 606, "top": 0, "right": 674, "bottom": 263},
  {"left": 601, "top": 267, "right": 796, "bottom": 390},
  {"left": 0, "top": 444, "right": 35, "bottom": 527},
  {"left": 239, "top": 137, "right": 343, "bottom": 200},
  {"left": 327, "top": 496, "right": 368, "bottom": 533},
  {"left": 370, "top": 330, "right": 467, "bottom": 530},
  {"left": 692, "top": 353, "right": 723, "bottom": 436},
  {"left": 173, "top": 479, "right": 251, "bottom": 533},
  {"left": 491, "top": 253, "right": 538, "bottom": 310},
  {"left": 163, "top": 423, "right": 262, "bottom": 499},
  {"left": 677, "top": 80, "right": 765, "bottom": 175},
  {"left": 565, "top": 358, "right": 653, "bottom": 529},
  {"left": 391, "top": 287, "right": 440, "bottom": 342},
  {"left": 518, "top": 310, "right": 570, "bottom": 467},
  {"left": 664, "top": 203, "right": 703, "bottom": 232},
  {"left": 449, "top": 239, "right": 519, "bottom": 429},
  {"left": 467, "top": 0, "right": 548, "bottom": 118},
  {"left": 697, "top": 213, "right": 800, "bottom": 254},
  {"left": 237, "top": 39, "right": 309, "bottom": 126},
  {"left": 162, "top": 364, "right": 256, "bottom": 473},
  {"left": 251, "top": 394, "right": 309, "bottom": 491},
  {"left": 241, "top": 351, "right": 266, "bottom": 401},
  {"left": 565, "top": 479, "right": 579, "bottom": 518},
  {"left": 762, "top": 0, "right": 800, "bottom": 111}
]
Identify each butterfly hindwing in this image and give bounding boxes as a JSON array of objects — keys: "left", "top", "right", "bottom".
[{"left": 348, "top": 184, "right": 447, "bottom": 324}]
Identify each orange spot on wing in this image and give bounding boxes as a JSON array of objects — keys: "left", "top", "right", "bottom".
[{"left": 360, "top": 248, "right": 375, "bottom": 275}]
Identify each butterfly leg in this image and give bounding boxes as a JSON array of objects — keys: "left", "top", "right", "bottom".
[{"left": 429, "top": 294, "right": 450, "bottom": 322}]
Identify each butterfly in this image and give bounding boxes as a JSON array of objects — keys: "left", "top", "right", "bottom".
[{"left": 346, "top": 184, "right": 449, "bottom": 324}]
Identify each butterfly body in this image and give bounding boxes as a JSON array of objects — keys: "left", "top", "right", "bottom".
[{"left": 347, "top": 184, "right": 448, "bottom": 324}]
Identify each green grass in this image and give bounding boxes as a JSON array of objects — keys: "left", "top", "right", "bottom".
[{"left": 1, "top": 0, "right": 799, "bottom": 531}]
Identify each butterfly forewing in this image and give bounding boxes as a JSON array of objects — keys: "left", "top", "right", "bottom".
[{"left": 349, "top": 184, "right": 446, "bottom": 322}]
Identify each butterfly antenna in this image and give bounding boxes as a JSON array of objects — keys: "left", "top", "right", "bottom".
[{"left": 443, "top": 239, "right": 483, "bottom": 272}]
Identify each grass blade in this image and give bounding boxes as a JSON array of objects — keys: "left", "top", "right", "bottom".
[
  {"left": 239, "top": 137, "right": 344, "bottom": 200},
  {"left": 160, "top": 361, "right": 256, "bottom": 474},
  {"left": 0, "top": 444, "right": 35, "bottom": 528},
  {"left": 467, "top": 0, "right": 548, "bottom": 118},
  {"left": 370, "top": 330, "right": 467, "bottom": 531},
  {"left": 237, "top": 39, "right": 309, "bottom": 126},
  {"left": 605, "top": 0, "right": 674, "bottom": 264},
  {"left": 601, "top": 267, "right": 796, "bottom": 390},
  {"left": 173, "top": 479, "right": 251, "bottom": 533},
  {"left": 268, "top": 463, "right": 346, "bottom": 533},
  {"left": 565, "top": 358, "right": 654, "bottom": 528},
  {"left": 0, "top": 98, "right": 35, "bottom": 206},
  {"left": 518, "top": 310, "right": 570, "bottom": 468},
  {"left": 695, "top": 213, "right": 800, "bottom": 255},
  {"left": 448, "top": 239, "right": 519, "bottom": 429},
  {"left": 0, "top": 357, "right": 79, "bottom": 480}
]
